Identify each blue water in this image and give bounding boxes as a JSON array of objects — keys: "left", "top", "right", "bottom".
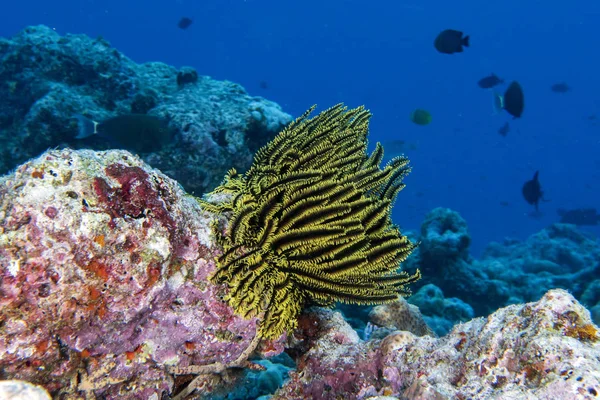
[{"left": 2, "top": 0, "right": 600, "bottom": 255}]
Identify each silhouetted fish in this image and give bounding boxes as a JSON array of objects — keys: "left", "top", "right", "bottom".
[
  {"left": 503, "top": 81, "right": 524, "bottom": 118},
  {"left": 550, "top": 82, "right": 570, "bottom": 93},
  {"left": 522, "top": 171, "right": 544, "bottom": 211},
  {"left": 434, "top": 29, "right": 470, "bottom": 54},
  {"left": 497, "top": 122, "right": 510, "bottom": 137},
  {"left": 383, "top": 139, "right": 419, "bottom": 153},
  {"left": 478, "top": 73, "right": 504, "bottom": 89},
  {"left": 178, "top": 17, "right": 193, "bottom": 30},
  {"left": 557, "top": 208, "right": 600, "bottom": 226},
  {"left": 409, "top": 109, "right": 432, "bottom": 125},
  {"left": 75, "top": 114, "right": 172, "bottom": 153}
]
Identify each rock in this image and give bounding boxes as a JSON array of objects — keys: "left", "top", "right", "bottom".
[
  {"left": 0, "top": 148, "right": 285, "bottom": 398},
  {"left": 176, "top": 67, "right": 199, "bottom": 87},
  {"left": 408, "top": 284, "right": 473, "bottom": 336},
  {"left": 0, "top": 380, "right": 51, "bottom": 400},
  {"left": 408, "top": 208, "right": 600, "bottom": 330},
  {"left": 0, "top": 25, "right": 292, "bottom": 195},
  {"left": 274, "top": 289, "right": 600, "bottom": 400},
  {"left": 369, "top": 296, "right": 435, "bottom": 337},
  {"left": 420, "top": 207, "right": 471, "bottom": 264}
]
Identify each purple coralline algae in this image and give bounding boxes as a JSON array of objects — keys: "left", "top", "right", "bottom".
[
  {"left": 275, "top": 289, "right": 600, "bottom": 400},
  {"left": 0, "top": 25, "right": 292, "bottom": 195},
  {"left": 0, "top": 148, "right": 285, "bottom": 398}
]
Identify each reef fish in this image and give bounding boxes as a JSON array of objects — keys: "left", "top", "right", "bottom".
[
  {"left": 497, "top": 81, "right": 524, "bottom": 118},
  {"left": 75, "top": 114, "right": 172, "bottom": 153},
  {"left": 478, "top": 73, "right": 504, "bottom": 89},
  {"left": 551, "top": 82, "right": 570, "bottom": 93},
  {"left": 522, "top": 171, "right": 544, "bottom": 211},
  {"left": 178, "top": 17, "right": 193, "bottom": 30},
  {"left": 497, "top": 122, "right": 510, "bottom": 137},
  {"left": 557, "top": 208, "right": 600, "bottom": 226},
  {"left": 409, "top": 109, "right": 432, "bottom": 126},
  {"left": 383, "top": 139, "right": 419, "bottom": 153},
  {"left": 434, "top": 29, "right": 470, "bottom": 54}
]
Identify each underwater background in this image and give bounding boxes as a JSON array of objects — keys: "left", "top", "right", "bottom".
[
  {"left": 2, "top": 1, "right": 600, "bottom": 399},
  {"left": 3, "top": 0, "right": 600, "bottom": 256}
]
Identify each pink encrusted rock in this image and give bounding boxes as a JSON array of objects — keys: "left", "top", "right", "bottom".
[
  {"left": 369, "top": 296, "right": 435, "bottom": 337},
  {"left": 275, "top": 289, "right": 600, "bottom": 400},
  {"left": 0, "top": 148, "right": 284, "bottom": 398}
]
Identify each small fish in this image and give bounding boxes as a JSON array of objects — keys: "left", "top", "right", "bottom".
[
  {"left": 557, "top": 208, "right": 600, "bottom": 226},
  {"left": 409, "top": 109, "right": 432, "bottom": 126},
  {"left": 434, "top": 29, "right": 470, "bottom": 54},
  {"left": 75, "top": 114, "right": 172, "bottom": 153},
  {"left": 502, "top": 81, "right": 524, "bottom": 118},
  {"left": 259, "top": 81, "right": 269, "bottom": 89},
  {"left": 550, "top": 82, "right": 570, "bottom": 93},
  {"left": 492, "top": 91, "right": 504, "bottom": 115},
  {"left": 497, "top": 122, "right": 510, "bottom": 137},
  {"left": 478, "top": 73, "right": 504, "bottom": 89},
  {"left": 177, "top": 17, "right": 193, "bottom": 30},
  {"left": 382, "top": 139, "right": 418, "bottom": 153},
  {"left": 522, "top": 171, "right": 546, "bottom": 211}
]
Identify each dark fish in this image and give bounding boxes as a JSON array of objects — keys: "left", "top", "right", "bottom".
[
  {"left": 550, "top": 82, "right": 570, "bottom": 93},
  {"left": 178, "top": 17, "right": 193, "bottom": 30},
  {"left": 522, "top": 171, "right": 544, "bottom": 211},
  {"left": 557, "top": 208, "right": 600, "bottom": 226},
  {"left": 434, "top": 29, "right": 470, "bottom": 54},
  {"left": 259, "top": 81, "right": 268, "bottom": 89},
  {"left": 383, "top": 139, "right": 418, "bottom": 153},
  {"left": 503, "top": 81, "right": 524, "bottom": 118},
  {"left": 409, "top": 109, "right": 432, "bottom": 125},
  {"left": 75, "top": 114, "right": 172, "bottom": 153},
  {"left": 478, "top": 73, "right": 504, "bottom": 89},
  {"left": 497, "top": 122, "right": 510, "bottom": 137}
]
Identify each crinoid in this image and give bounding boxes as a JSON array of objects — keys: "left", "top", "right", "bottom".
[{"left": 199, "top": 103, "right": 421, "bottom": 340}]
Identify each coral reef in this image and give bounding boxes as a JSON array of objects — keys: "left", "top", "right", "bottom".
[
  {"left": 198, "top": 104, "right": 420, "bottom": 339},
  {"left": 419, "top": 207, "right": 471, "bottom": 265},
  {"left": 2, "top": 147, "right": 600, "bottom": 399},
  {"left": 404, "top": 207, "right": 600, "bottom": 330},
  {"left": 0, "top": 25, "right": 291, "bottom": 194},
  {"left": 226, "top": 358, "right": 294, "bottom": 399},
  {"left": 401, "top": 208, "right": 510, "bottom": 323},
  {"left": 408, "top": 284, "right": 473, "bottom": 336},
  {"left": 481, "top": 223, "right": 600, "bottom": 307},
  {"left": 0, "top": 148, "right": 286, "bottom": 398},
  {"left": 274, "top": 289, "right": 600, "bottom": 400}
]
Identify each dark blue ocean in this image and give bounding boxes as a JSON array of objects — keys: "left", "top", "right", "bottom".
[{"left": 2, "top": 0, "right": 600, "bottom": 255}]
